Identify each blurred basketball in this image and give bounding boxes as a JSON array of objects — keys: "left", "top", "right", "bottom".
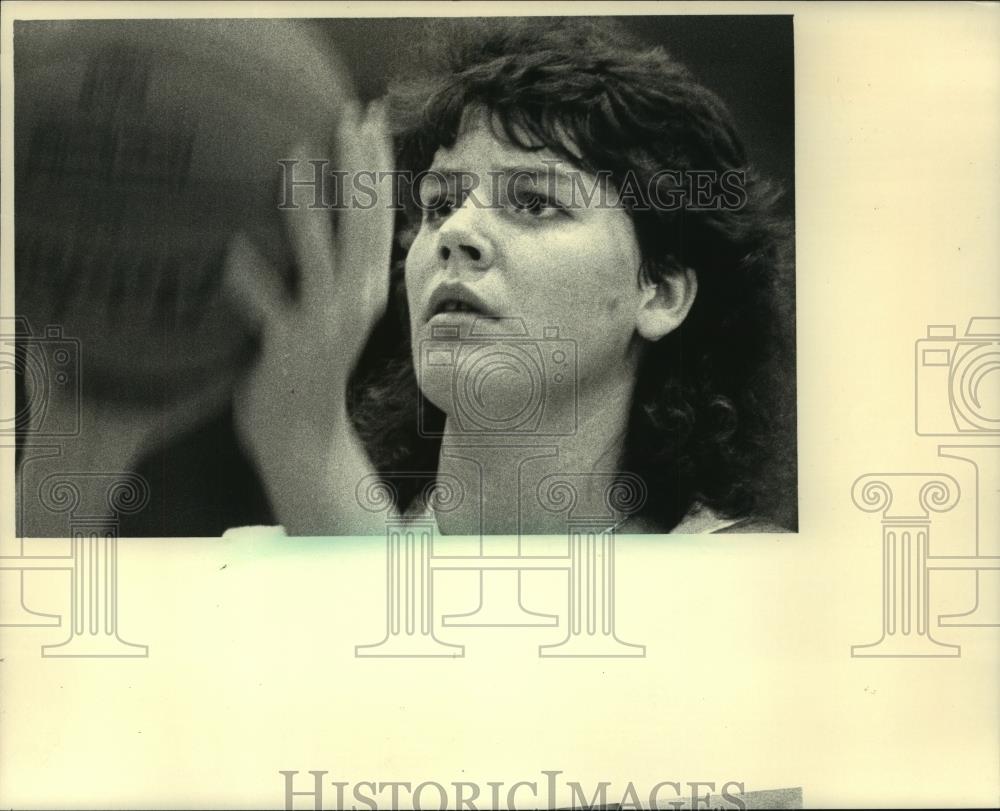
[{"left": 14, "top": 19, "right": 354, "bottom": 404}]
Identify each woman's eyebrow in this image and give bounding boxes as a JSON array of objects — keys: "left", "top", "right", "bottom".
[
  {"left": 426, "top": 164, "right": 579, "bottom": 189},
  {"left": 497, "top": 165, "right": 576, "bottom": 186}
]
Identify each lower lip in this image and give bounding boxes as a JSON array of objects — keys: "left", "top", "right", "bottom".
[{"left": 427, "top": 311, "right": 490, "bottom": 323}]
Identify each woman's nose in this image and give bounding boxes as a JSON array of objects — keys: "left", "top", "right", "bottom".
[{"left": 437, "top": 205, "right": 494, "bottom": 270}]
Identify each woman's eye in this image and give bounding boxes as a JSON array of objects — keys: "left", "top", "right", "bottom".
[
  {"left": 508, "top": 192, "right": 563, "bottom": 219},
  {"left": 420, "top": 195, "right": 455, "bottom": 222}
]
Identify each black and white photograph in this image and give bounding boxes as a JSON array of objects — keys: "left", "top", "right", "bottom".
[
  {"left": 12, "top": 14, "right": 797, "bottom": 537},
  {"left": 1, "top": 3, "right": 997, "bottom": 810}
]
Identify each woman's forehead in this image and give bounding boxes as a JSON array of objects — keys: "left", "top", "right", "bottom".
[{"left": 428, "top": 108, "right": 587, "bottom": 177}]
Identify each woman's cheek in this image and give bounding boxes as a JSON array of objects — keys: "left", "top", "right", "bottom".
[
  {"left": 403, "top": 232, "right": 434, "bottom": 305},
  {"left": 404, "top": 228, "right": 434, "bottom": 275}
]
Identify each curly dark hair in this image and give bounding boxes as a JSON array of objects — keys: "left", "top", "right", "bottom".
[{"left": 348, "top": 17, "right": 797, "bottom": 532}]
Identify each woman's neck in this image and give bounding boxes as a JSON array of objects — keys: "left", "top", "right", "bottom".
[{"left": 433, "top": 374, "right": 637, "bottom": 535}]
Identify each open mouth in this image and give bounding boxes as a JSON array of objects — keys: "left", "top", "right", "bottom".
[
  {"left": 426, "top": 284, "right": 496, "bottom": 322},
  {"left": 434, "top": 300, "right": 485, "bottom": 316}
]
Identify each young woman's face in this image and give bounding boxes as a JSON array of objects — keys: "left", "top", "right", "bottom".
[{"left": 404, "top": 113, "right": 648, "bottom": 423}]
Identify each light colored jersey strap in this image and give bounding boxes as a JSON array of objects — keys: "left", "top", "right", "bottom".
[
  {"left": 221, "top": 506, "right": 782, "bottom": 538},
  {"left": 222, "top": 524, "right": 288, "bottom": 539},
  {"left": 670, "top": 504, "right": 742, "bottom": 535}
]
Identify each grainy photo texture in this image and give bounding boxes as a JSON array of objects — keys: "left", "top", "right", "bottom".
[{"left": 12, "top": 16, "right": 796, "bottom": 537}]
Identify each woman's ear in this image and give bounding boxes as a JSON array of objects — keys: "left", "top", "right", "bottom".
[{"left": 635, "top": 266, "right": 698, "bottom": 341}]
